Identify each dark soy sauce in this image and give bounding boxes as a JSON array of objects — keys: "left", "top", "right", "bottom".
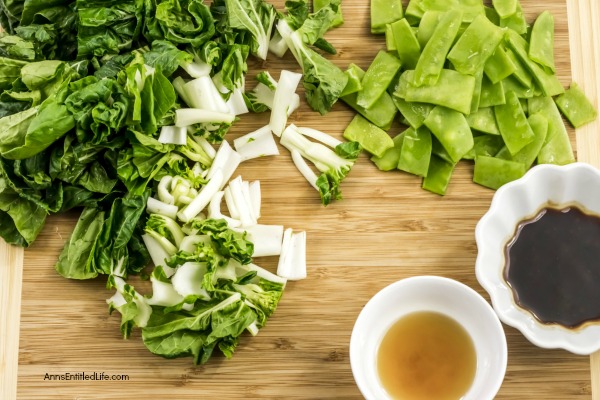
[{"left": 504, "top": 205, "right": 600, "bottom": 328}]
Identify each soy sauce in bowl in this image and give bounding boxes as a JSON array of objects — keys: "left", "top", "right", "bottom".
[{"left": 504, "top": 204, "right": 600, "bottom": 328}]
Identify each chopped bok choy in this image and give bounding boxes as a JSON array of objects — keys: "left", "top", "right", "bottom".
[{"left": 280, "top": 124, "right": 361, "bottom": 205}]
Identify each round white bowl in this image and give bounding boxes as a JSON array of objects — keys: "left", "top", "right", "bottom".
[
  {"left": 476, "top": 162, "right": 600, "bottom": 355},
  {"left": 350, "top": 275, "right": 507, "bottom": 400}
]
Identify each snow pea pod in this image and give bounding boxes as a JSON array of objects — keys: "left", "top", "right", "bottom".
[
  {"left": 554, "top": 82, "right": 598, "bottom": 128},
  {"left": 462, "top": 134, "right": 504, "bottom": 160},
  {"left": 424, "top": 106, "right": 474, "bottom": 163},
  {"left": 494, "top": 90, "right": 535, "bottom": 155},
  {"left": 391, "top": 18, "right": 421, "bottom": 70},
  {"left": 394, "top": 69, "right": 476, "bottom": 115},
  {"left": 407, "top": 0, "right": 484, "bottom": 23},
  {"left": 371, "top": 133, "right": 405, "bottom": 171},
  {"left": 357, "top": 50, "right": 402, "bottom": 109},
  {"left": 397, "top": 126, "right": 432, "bottom": 177},
  {"left": 473, "top": 155, "right": 526, "bottom": 189},
  {"left": 385, "top": 25, "right": 396, "bottom": 52},
  {"left": 371, "top": 0, "right": 404, "bottom": 34},
  {"left": 391, "top": 97, "right": 433, "bottom": 129},
  {"left": 343, "top": 114, "right": 394, "bottom": 157},
  {"left": 414, "top": 10, "right": 462, "bottom": 86},
  {"left": 416, "top": 11, "right": 442, "bottom": 48},
  {"left": 340, "top": 64, "right": 363, "bottom": 97},
  {"left": 502, "top": 75, "right": 541, "bottom": 99},
  {"left": 505, "top": 30, "right": 564, "bottom": 97},
  {"left": 448, "top": 14, "right": 506, "bottom": 76},
  {"left": 499, "top": 2, "right": 527, "bottom": 35},
  {"left": 484, "top": 46, "right": 515, "bottom": 84},
  {"left": 422, "top": 155, "right": 455, "bottom": 195},
  {"left": 479, "top": 74, "right": 506, "bottom": 108},
  {"left": 471, "top": 70, "right": 484, "bottom": 113},
  {"left": 496, "top": 113, "right": 548, "bottom": 168},
  {"left": 484, "top": 6, "right": 500, "bottom": 26},
  {"left": 528, "top": 96, "right": 575, "bottom": 165},
  {"left": 504, "top": 47, "right": 532, "bottom": 88},
  {"left": 529, "top": 10, "right": 555, "bottom": 73},
  {"left": 466, "top": 107, "right": 500, "bottom": 135},
  {"left": 341, "top": 65, "right": 397, "bottom": 130},
  {"left": 492, "top": 0, "right": 517, "bottom": 19}
]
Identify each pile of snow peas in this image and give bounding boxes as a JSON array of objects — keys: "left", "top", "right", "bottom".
[{"left": 340, "top": 0, "right": 597, "bottom": 194}]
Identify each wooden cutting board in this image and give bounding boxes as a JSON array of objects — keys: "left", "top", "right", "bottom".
[{"left": 1, "top": 1, "right": 600, "bottom": 399}]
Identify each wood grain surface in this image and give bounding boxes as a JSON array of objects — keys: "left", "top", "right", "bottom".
[{"left": 1, "top": 1, "right": 599, "bottom": 399}]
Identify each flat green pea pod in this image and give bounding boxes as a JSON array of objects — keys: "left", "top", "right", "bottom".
[
  {"left": 416, "top": 11, "right": 442, "bottom": 48},
  {"left": 485, "top": 5, "right": 500, "bottom": 26},
  {"left": 494, "top": 91, "right": 535, "bottom": 155},
  {"left": 505, "top": 30, "right": 564, "bottom": 97},
  {"left": 555, "top": 82, "right": 598, "bottom": 128},
  {"left": 424, "top": 106, "right": 474, "bottom": 163},
  {"left": 504, "top": 47, "right": 532, "bottom": 88},
  {"left": 340, "top": 64, "right": 364, "bottom": 97},
  {"left": 392, "top": 97, "right": 433, "bottom": 129},
  {"left": 463, "top": 134, "right": 504, "bottom": 160},
  {"left": 397, "top": 126, "right": 432, "bottom": 177},
  {"left": 371, "top": 0, "right": 404, "bottom": 34},
  {"left": 391, "top": 18, "right": 421, "bottom": 70},
  {"left": 394, "top": 69, "right": 476, "bottom": 115},
  {"left": 357, "top": 51, "right": 402, "bottom": 109},
  {"left": 496, "top": 113, "right": 549, "bottom": 168},
  {"left": 343, "top": 114, "right": 394, "bottom": 157},
  {"left": 479, "top": 74, "right": 506, "bottom": 108},
  {"left": 528, "top": 96, "right": 575, "bottom": 165},
  {"left": 422, "top": 155, "right": 456, "bottom": 195},
  {"left": 414, "top": 10, "right": 462, "bottom": 86},
  {"left": 473, "top": 155, "right": 526, "bottom": 190},
  {"left": 431, "top": 136, "right": 455, "bottom": 164},
  {"left": 529, "top": 10, "right": 555, "bottom": 73},
  {"left": 502, "top": 75, "right": 541, "bottom": 99},
  {"left": 371, "top": 133, "right": 405, "bottom": 171},
  {"left": 385, "top": 24, "right": 397, "bottom": 52},
  {"left": 341, "top": 65, "right": 397, "bottom": 130},
  {"left": 406, "top": 0, "right": 484, "bottom": 23},
  {"left": 499, "top": 2, "right": 527, "bottom": 35},
  {"left": 484, "top": 46, "right": 515, "bottom": 84},
  {"left": 492, "top": 0, "right": 517, "bottom": 19},
  {"left": 448, "top": 14, "right": 506, "bottom": 76},
  {"left": 466, "top": 107, "right": 500, "bottom": 135},
  {"left": 471, "top": 71, "right": 484, "bottom": 113}
]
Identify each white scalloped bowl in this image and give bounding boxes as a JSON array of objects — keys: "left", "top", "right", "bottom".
[{"left": 475, "top": 162, "right": 600, "bottom": 355}]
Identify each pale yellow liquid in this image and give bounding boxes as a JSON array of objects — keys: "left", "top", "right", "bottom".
[{"left": 377, "top": 311, "right": 477, "bottom": 400}]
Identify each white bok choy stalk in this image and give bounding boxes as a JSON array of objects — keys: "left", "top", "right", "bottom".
[
  {"left": 183, "top": 76, "right": 230, "bottom": 113},
  {"left": 277, "top": 228, "right": 307, "bottom": 280},
  {"left": 245, "top": 71, "right": 300, "bottom": 116},
  {"left": 268, "top": 29, "right": 288, "bottom": 58},
  {"left": 180, "top": 56, "right": 211, "bottom": 78},
  {"left": 226, "top": 88, "right": 249, "bottom": 116},
  {"left": 238, "top": 224, "right": 284, "bottom": 257},
  {"left": 106, "top": 275, "right": 152, "bottom": 336},
  {"left": 171, "top": 262, "right": 211, "bottom": 301},
  {"left": 177, "top": 169, "right": 224, "bottom": 223},
  {"left": 175, "top": 109, "right": 235, "bottom": 127},
  {"left": 146, "top": 266, "right": 194, "bottom": 311},
  {"left": 158, "top": 126, "right": 188, "bottom": 145},
  {"left": 233, "top": 125, "right": 280, "bottom": 161},
  {"left": 280, "top": 124, "right": 361, "bottom": 206},
  {"left": 208, "top": 191, "right": 242, "bottom": 228},
  {"left": 206, "top": 140, "right": 242, "bottom": 190},
  {"left": 269, "top": 70, "right": 303, "bottom": 136},
  {"left": 147, "top": 197, "right": 178, "bottom": 220}
]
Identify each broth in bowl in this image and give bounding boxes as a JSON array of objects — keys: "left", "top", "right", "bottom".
[{"left": 377, "top": 311, "right": 476, "bottom": 400}]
